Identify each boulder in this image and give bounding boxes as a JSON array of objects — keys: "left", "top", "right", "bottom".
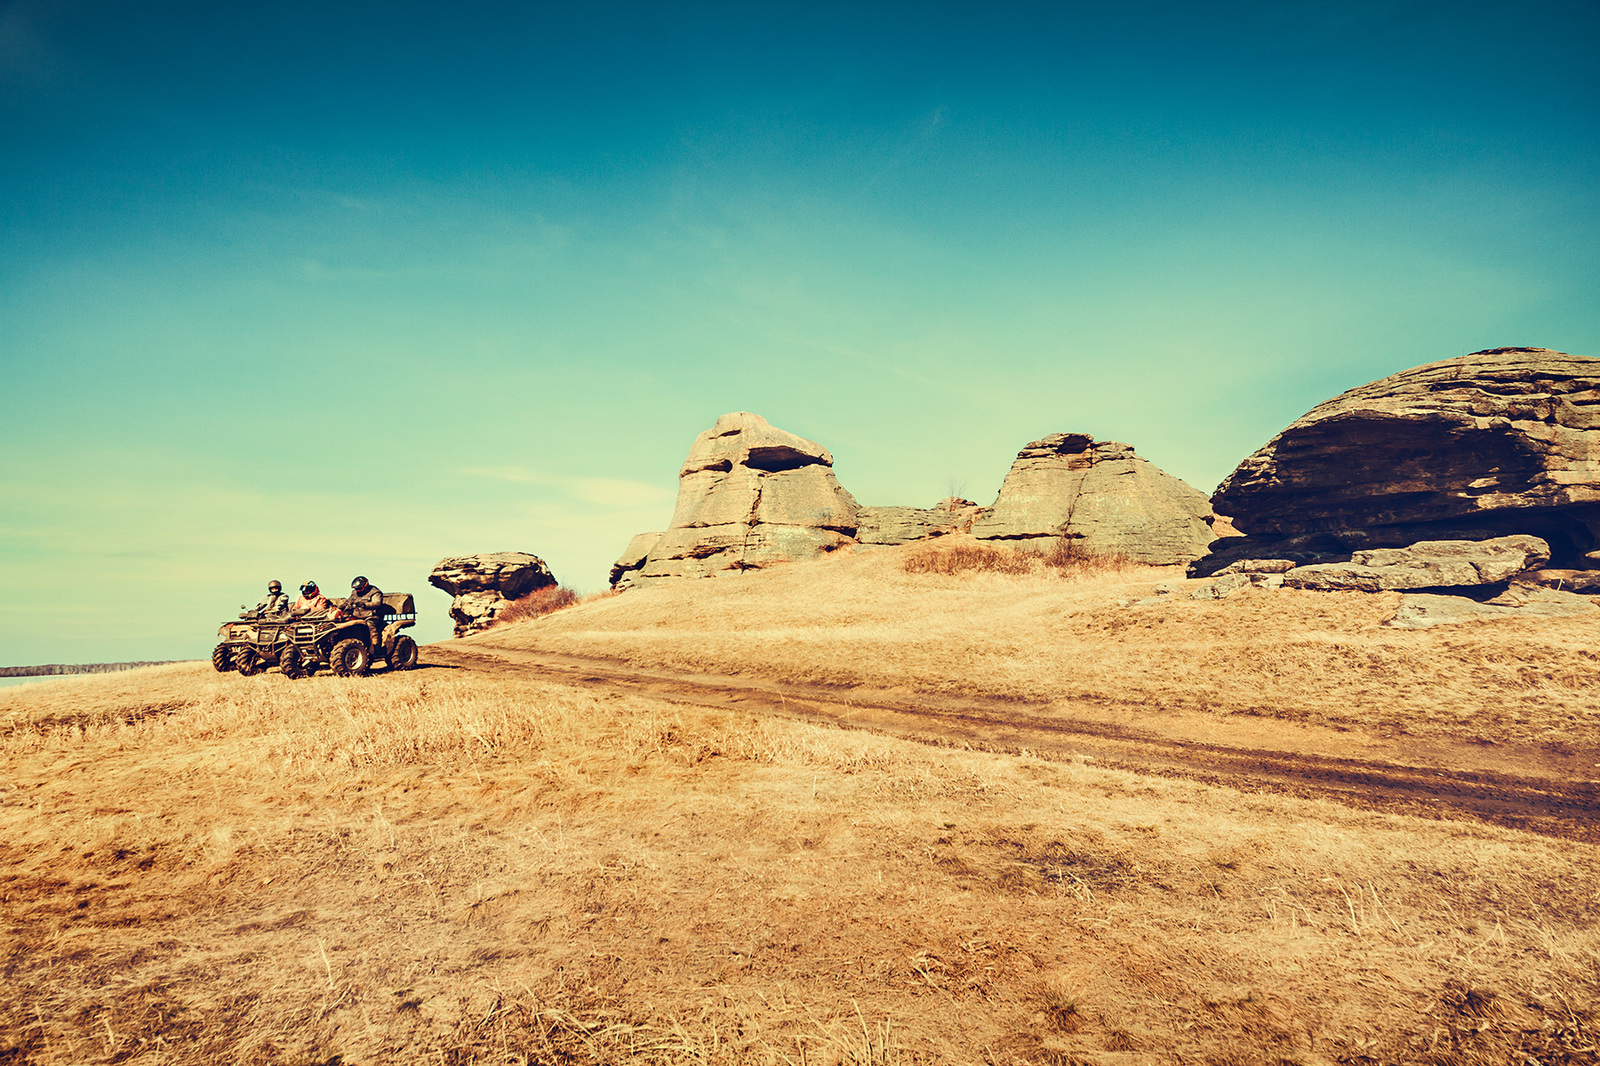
[
  {"left": 1383, "top": 587, "right": 1598, "bottom": 629},
  {"left": 970, "top": 434, "right": 1217, "bottom": 565},
  {"left": 429, "top": 552, "right": 557, "bottom": 637},
  {"left": 1202, "top": 348, "right": 1600, "bottom": 574},
  {"left": 856, "top": 497, "right": 986, "bottom": 546},
  {"left": 626, "top": 413, "right": 860, "bottom": 584},
  {"left": 1281, "top": 536, "right": 1549, "bottom": 592}
]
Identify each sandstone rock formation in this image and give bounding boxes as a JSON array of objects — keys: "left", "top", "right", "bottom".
[
  {"left": 969, "top": 434, "right": 1216, "bottom": 565},
  {"left": 624, "top": 413, "right": 860, "bottom": 585},
  {"left": 856, "top": 497, "right": 986, "bottom": 547},
  {"left": 1194, "top": 348, "right": 1600, "bottom": 576},
  {"left": 429, "top": 552, "right": 556, "bottom": 637},
  {"left": 1280, "top": 536, "right": 1549, "bottom": 592}
]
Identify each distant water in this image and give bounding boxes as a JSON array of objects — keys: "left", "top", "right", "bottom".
[
  {"left": 0, "top": 674, "right": 95, "bottom": 689},
  {"left": 0, "top": 663, "right": 194, "bottom": 689}
]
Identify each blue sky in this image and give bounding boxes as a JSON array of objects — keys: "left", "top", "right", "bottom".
[{"left": 2, "top": 0, "right": 1596, "bottom": 663}]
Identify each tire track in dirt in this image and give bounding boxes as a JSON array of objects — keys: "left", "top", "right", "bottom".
[{"left": 425, "top": 644, "right": 1600, "bottom": 843}]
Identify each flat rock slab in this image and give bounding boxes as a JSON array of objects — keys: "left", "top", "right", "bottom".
[
  {"left": 1384, "top": 586, "right": 1599, "bottom": 629},
  {"left": 1282, "top": 535, "right": 1550, "bottom": 592}
]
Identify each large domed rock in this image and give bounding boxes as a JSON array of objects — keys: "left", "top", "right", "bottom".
[
  {"left": 627, "top": 413, "right": 860, "bottom": 584},
  {"left": 969, "top": 434, "right": 1216, "bottom": 565},
  {"left": 1196, "top": 348, "right": 1600, "bottom": 575},
  {"left": 429, "top": 552, "right": 556, "bottom": 636}
]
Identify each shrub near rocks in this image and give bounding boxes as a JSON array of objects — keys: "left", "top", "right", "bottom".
[
  {"left": 902, "top": 535, "right": 1134, "bottom": 578},
  {"left": 492, "top": 586, "right": 581, "bottom": 627}
]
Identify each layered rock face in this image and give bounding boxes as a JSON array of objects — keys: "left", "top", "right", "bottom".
[
  {"left": 970, "top": 434, "right": 1216, "bottom": 565},
  {"left": 627, "top": 413, "right": 860, "bottom": 584},
  {"left": 1197, "top": 348, "right": 1600, "bottom": 575},
  {"left": 856, "top": 497, "right": 986, "bottom": 546},
  {"left": 429, "top": 552, "right": 556, "bottom": 637}
]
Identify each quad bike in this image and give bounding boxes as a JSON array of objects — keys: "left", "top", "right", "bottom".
[{"left": 212, "top": 593, "right": 419, "bottom": 678}]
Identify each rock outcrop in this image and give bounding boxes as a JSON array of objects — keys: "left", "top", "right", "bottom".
[
  {"left": 856, "top": 497, "right": 986, "bottom": 546},
  {"left": 1280, "top": 536, "right": 1549, "bottom": 592},
  {"left": 1195, "top": 348, "right": 1600, "bottom": 576},
  {"left": 429, "top": 552, "right": 556, "bottom": 637},
  {"left": 970, "top": 434, "right": 1216, "bottom": 565},
  {"left": 609, "top": 532, "right": 663, "bottom": 590},
  {"left": 625, "top": 413, "right": 860, "bottom": 584}
]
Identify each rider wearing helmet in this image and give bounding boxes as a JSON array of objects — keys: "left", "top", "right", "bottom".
[
  {"left": 345, "top": 575, "right": 386, "bottom": 648},
  {"left": 245, "top": 580, "right": 290, "bottom": 619},
  {"left": 346, "top": 575, "right": 384, "bottom": 614},
  {"left": 290, "top": 580, "right": 342, "bottom": 619}
]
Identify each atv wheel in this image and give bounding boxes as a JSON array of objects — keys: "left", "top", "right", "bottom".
[
  {"left": 389, "top": 635, "right": 418, "bottom": 671},
  {"left": 212, "top": 644, "right": 233, "bottom": 673},
  {"left": 235, "top": 648, "right": 263, "bottom": 676},
  {"left": 279, "top": 644, "right": 304, "bottom": 680},
  {"left": 331, "top": 638, "right": 370, "bottom": 677}
]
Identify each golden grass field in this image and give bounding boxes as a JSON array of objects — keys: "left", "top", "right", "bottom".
[{"left": 3, "top": 538, "right": 1597, "bottom": 1065}]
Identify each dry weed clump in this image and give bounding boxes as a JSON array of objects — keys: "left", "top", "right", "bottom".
[
  {"left": 493, "top": 584, "right": 581, "bottom": 626},
  {"left": 902, "top": 539, "right": 1038, "bottom": 576},
  {"left": 901, "top": 535, "right": 1136, "bottom": 580},
  {"left": 1039, "top": 534, "right": 1134, "bottom": 576}
]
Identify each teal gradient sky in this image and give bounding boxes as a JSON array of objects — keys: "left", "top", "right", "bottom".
[{"left": 3, "top": 1, "right": 1597, "bottom": 663}]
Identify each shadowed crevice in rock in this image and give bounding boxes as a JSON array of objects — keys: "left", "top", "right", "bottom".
[{"left": 743, "top": 445, "right": 824, "bottom": 473}]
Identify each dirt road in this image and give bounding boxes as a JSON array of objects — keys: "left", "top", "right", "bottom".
[{"left": 426, "top": 643, "right": 1600, "bottom": 843}]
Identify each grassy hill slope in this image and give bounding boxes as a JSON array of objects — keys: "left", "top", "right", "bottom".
[{"left": 2, "top": 543, "right": 1597, "bottom": 1065}]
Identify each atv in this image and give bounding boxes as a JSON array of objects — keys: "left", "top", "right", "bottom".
[{"left": 212, "top": 593, "right": 420, "bottom": 678}]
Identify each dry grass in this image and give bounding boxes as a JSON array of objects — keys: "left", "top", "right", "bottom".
[
  {"left": 485, "top": 536, "right": 1600, "bottom": 749},
  {"left": 904, "top": 540, "right": 1038, "bottom": 576},
  {"left": 2, "top": 657, "right": 1597, "bottom": 1064},
  {"left": 902, "top": 537, "right": 1131, "bottom": 579},
  {"left": 4, "top": 550, "right": 1600, "bottom": 1064}
]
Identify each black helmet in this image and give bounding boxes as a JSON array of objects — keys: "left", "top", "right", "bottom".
[
  {"left": 268, "top": 580, "right": 282, "bottom": 592},
  {"left": 351, "top": 576, "right": 368, "bottom": 589},
  {"left": 300, "top": 580, "right": 318, "bottom": 595}
]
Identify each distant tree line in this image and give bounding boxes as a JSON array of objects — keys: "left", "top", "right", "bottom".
[{"left": 0, "top": 662, "right": 183, "bottom": 678}]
